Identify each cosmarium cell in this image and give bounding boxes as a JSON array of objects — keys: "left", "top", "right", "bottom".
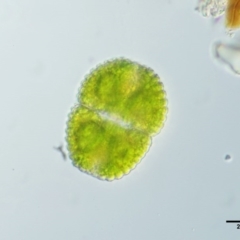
[{"left": 66, "top": 58, "right": 167, "bottom": 181}]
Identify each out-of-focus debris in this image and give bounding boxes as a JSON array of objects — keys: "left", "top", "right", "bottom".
[
  {"left": 196, "top": 0, "right": 227, "bottom": 18},
  {"left": 53, "top": 144, "right": 67, "bottom": 160},
  {"left": 213, "top": 41, "right": 240, "bottom": 75},
  {"left": 225, "top": 0, "right": 240, "bottom": 29}
]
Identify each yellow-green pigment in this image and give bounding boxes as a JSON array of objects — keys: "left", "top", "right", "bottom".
[{"left": 66, "top": 58, "right": 167, "bottom": 181}]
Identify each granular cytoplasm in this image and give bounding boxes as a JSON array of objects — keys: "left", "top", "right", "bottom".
[{"left": 66, "top": 58, "right": 167, "bottom": 181}]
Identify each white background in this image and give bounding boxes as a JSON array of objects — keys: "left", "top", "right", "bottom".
[{"left": 1, "top": 0, "right": 240, "bottom": 239}]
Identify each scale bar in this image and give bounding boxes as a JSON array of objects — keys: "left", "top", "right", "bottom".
[{"left": 226, "top": 220, "right": 240, "bottom": 223}]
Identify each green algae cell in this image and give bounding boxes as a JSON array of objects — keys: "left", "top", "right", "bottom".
[{"left": 66, "top": 58, "right": 167, "bottom": 181}]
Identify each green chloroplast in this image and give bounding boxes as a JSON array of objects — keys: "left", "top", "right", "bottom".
[{"left": 66, "top": 58, "right": 167, "bottom": 181}]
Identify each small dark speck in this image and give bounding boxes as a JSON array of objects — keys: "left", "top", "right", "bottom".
[
  {"left": 225, "top": 154, "right": 232, "bottom": 161},
  {"left": 54, "top": 145, "right": 67, "bottom": 160},
  {"left": 12, "top": 169, "right": 14, "bottom": 171}
]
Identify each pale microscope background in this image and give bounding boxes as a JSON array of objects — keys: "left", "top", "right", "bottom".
[{"left": 0, "top": 0, "right": 240, "bottom": 239}]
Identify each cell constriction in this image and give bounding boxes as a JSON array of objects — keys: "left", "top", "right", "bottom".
[{"left": 66, "top": 58, "right": 167, "bottom": 181}]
